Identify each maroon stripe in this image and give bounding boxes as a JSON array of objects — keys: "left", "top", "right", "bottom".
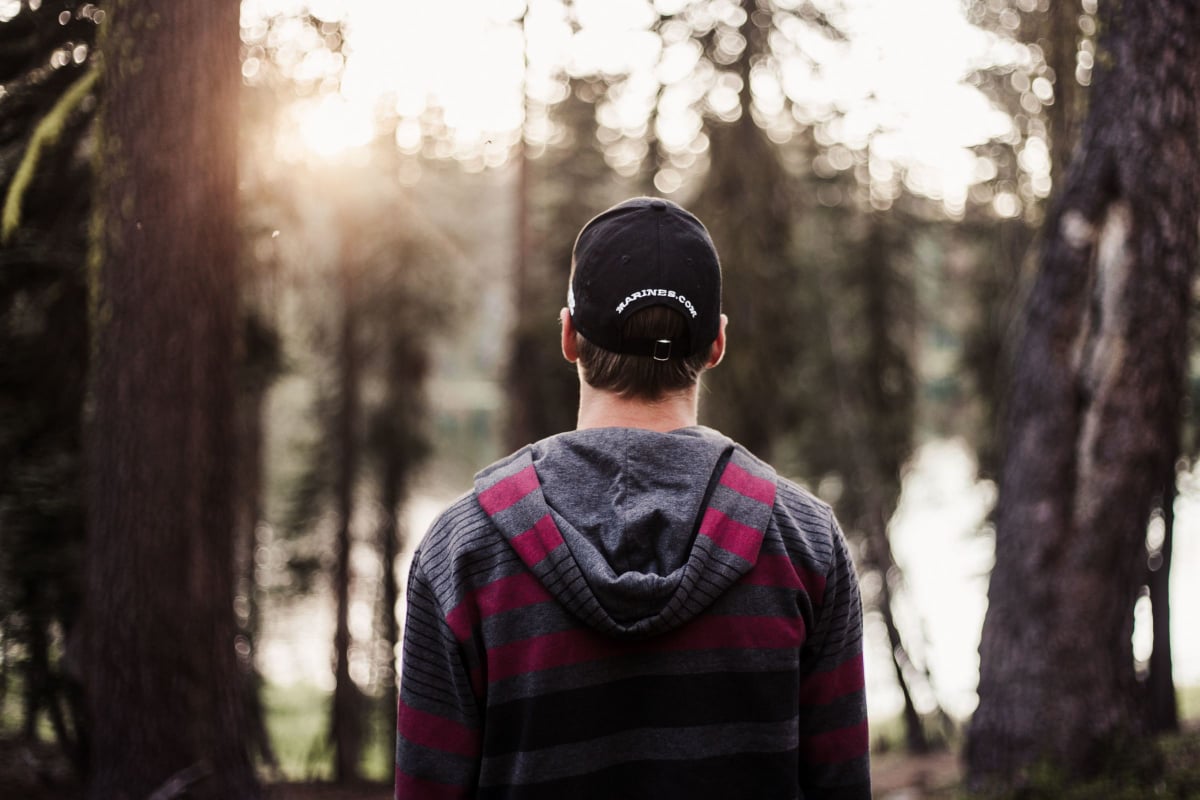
[
  {"left": 445, "top": 572, "right": 555, "bottom": 641},
  {"left": 800, "top": 720, "right": 869, "bottom": 765},
  {"left": 699, "top": 508, "right": 764, "bottom": 562},
  {"left": 510, "top": 514, "right": 565, "bottom": 567},
  {"left": 741, "top": 555, "right": 826, "bottom": 600},
  {"left": 720, "top": 461, "right": 776, "bottom": 506},
  {"left": 477, "top": 464, "right": 539, "bottom": 515},
  {"left": 395, "top": 769, "right": 473, "bottom": 800},
  {"left": 487, "top": 614, "right": 804, "bottom": 683},
  {"left": 397, "top": 699, "right": 479, "bottom": 758},
  {"left": 444, "top": 599, "right": 478, "bottom": 643},
  {"left": 798, "top": 653, "right": 865, "bottom": 706}
]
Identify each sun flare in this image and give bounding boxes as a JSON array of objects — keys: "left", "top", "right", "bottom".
[{"left": 282, "top": 93, "right": 376, "bottom": 160}]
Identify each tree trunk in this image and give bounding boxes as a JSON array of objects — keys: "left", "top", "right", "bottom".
[
  {"left": 331, "top": 236, "right": 363, "bottom": 783},
  {"left": 967, "top": 0, "right": 1200, "bottom": 785},
  {"left": 865, "top": 512, "right": 928, "bottom": 755},
  {"left": 1045, "top": 0, "right": 1083, "bottom": 188},
  {"left": 1145, "top": 470, "right": 1178, "bottom": 734},
  {"left": 235, "top": 369, "right": 278, "bottom": 770},
  {"left": 377, "top": 449, "right": 403, "bottom": 766},
  {"left": 694, "top": 0, "right": 800, "bottom": 460},
  {"left": 505, "top": 11, "right": 536, "bottom": 451},
  {"left": 85, "top": 2, "right": 258, "bottom": 798},
  {"left": 818, "top": 213, "right": 949, "bottom": 754}
]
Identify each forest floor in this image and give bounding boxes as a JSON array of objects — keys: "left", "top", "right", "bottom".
[
  {"left": 259, "top": 749, "right": 965, "bottom": 799},
  {"left": 262, "top": 750, "right": 963, "bottom": 798},
  {"left": 0, "top": 737, "right": 963, "bottom": 800}
]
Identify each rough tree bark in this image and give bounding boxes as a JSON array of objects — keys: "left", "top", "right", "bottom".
[
  {"left": 967, "top": 0, "right": 1199, "bottom": 784},
  {"left": 85, "top": 1, "right": 258, "bottom": 798}
]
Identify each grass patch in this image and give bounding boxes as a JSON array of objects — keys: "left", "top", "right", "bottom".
[
  {"left": 261, "top": 682, "right": 393, "bottom": 782},
  {"left": 1179, "top": 684, "right": 1200, "bottom": 722},
  {"left": 262, "top": 683, "right": 334, "bottom": 781}
]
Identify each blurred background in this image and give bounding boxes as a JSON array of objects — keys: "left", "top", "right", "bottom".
[{"left": 0, "top": 0, "right": 1197, "bottom": 796}]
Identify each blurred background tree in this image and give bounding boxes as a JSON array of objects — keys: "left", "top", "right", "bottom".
[{"left": 0, "top": 0, "right": 100, "bottom": 779}]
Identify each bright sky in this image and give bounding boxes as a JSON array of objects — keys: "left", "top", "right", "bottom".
[{"left": 244, "top": 0, "right": 1029, "bottom": 211}]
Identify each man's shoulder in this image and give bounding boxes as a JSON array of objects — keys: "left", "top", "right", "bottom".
[
  {"left": 730, "top": 443, "right": 833, "bottom": 528},
  {"left": 734, "top": 446, "right": 841, "bottom": 571},
  {"left": 413, "top": 489, "right": 496, "bottom": 569},
  {"left": 413, "top": 438, "right": 545, "bottom": 568},
  {"left": 770, "top": 472, "right": 834, "bottom": 528}
]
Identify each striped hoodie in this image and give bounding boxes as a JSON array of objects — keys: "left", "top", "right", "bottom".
[{"left": 396, "top": 426, "right": 869, "bottom": 799}]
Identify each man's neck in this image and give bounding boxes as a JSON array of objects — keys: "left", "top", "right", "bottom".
[{"left": 575, "top": 384, "right": 700, "bottom": 433}]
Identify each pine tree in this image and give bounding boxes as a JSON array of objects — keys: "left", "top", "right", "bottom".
[{"left": 84, "top": 2, "right": 259, "bottom": 796}]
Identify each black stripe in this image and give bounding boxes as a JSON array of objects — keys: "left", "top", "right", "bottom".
[
  {"left": 483, "top": 669, "right": 798, "bottom": 755},
  {"left": 476, "top": 750, "right": 799, "bottom": 800}
]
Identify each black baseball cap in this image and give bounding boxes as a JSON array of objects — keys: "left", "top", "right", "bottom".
[{"left": 567, "top": 197, "right": 722, "bottom": 361}]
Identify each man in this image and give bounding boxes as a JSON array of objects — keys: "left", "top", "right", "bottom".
[{"left": 396, "top": 197, "right": 870, "bottom": 799}]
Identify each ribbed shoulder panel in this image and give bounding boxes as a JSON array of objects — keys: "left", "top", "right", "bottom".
[
  {"left": 414, "top": 489, "right": 518, "bottom": 617},
  {"left": 769, "top": 477, "right": 837, "bottom": 577}
]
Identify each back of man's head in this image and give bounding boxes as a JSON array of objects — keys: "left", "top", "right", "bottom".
[{"left": 567, "top": 197, "right": 723, "bottom": 401}]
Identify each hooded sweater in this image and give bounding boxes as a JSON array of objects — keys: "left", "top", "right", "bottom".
[{"left": 396, "top": 427, "right": 870, "bottom": 799}]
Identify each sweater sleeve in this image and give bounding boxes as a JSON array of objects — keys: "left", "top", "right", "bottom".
[
  {"left": 396, "top": 554, "right": 483, "bottom": 799},
  {"left": 796, "top": 514, "right": 871, "bottom": 799}
]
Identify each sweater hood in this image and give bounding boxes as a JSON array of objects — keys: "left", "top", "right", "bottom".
[{"left": 472, "top": 426, "right": 778, "bottom": 638}]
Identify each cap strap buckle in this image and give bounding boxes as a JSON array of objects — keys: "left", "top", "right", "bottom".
[{"left": 652, "top": 339, "right": 672, "bottom": 361}]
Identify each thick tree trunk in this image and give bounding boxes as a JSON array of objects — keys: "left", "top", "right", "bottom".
[
  {"left": 331, "top": 237, "right": 363, "bottom": 783},
  {"left": 85, "top": 2, "right": 258, "bottom": 798},
  {"left": 968, "top": 0, "right": 1199, "bottom": 785}
]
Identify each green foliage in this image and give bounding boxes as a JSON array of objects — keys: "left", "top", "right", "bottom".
[{"left": 2, "top": 66, "right": 98, "bottom": 244}]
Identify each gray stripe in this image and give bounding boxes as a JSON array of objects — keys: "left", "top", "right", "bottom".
[{"left": 474, "top": 446, "right": 533, "bottom": 490}]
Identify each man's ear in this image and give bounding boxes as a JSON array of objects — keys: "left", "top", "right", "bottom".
[
  {"left": 705, "top": 314, "right": 728, "bottom": 369},
  {"left": 560, "top": 308, "right": 579, "bottom": 363}
]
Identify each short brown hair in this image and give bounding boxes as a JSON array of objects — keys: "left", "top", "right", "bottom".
[{"left": 576, "top": 305, "right": 711, "bottom": 401}]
